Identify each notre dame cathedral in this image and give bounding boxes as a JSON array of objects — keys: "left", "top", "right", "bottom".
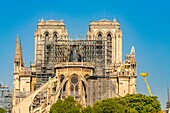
[{"left": 12, "top": 18, "right": 137, "bottom": 113}]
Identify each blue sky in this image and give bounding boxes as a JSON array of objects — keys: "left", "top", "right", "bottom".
[{"left": 0, "top": 0, "right": 170, "bottom": 109}]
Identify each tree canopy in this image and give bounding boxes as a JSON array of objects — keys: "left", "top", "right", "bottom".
[
  {"left": 50, "top": 96, "right": 82, "bottom": 113},
  {"left": 50, "top": 94, "right": 162, "bottom": 113},
  {"left": 93, "top": 98, "right": 129, "bottom": 113},
  {"left": 93, "top": 94, "right": 161, "bottom": 113},
  {"left": 121, "top": 94, "right": 161, "bottom": 113},
  {"left": 0, "top": 108, "right": 6, "bottom": 113}
]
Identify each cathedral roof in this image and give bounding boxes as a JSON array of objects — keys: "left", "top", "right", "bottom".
[
  {"left": 89, "top": 18, "right": 120, "bottom": 26},
  {"left": 99, "top": 18, "right": 111, "bottom": 22},
  {"left": 39, "top": 18, "right": 63, "bottom": 22},
  {"left": 37, "top": 19, "right": 65, "bottom": 26}
]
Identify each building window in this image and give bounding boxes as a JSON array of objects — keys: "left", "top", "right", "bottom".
[
  {"left": 97, "top": 40, "right": 102, "bottom": 44},
  {"left": 44, "top": 32, "right": 49, "bottom": 40},
  {"left": 98, "top": 33, "right": 102, "bottom": 37},
  {"left": 70, "top": 74, "right": 79, "bottom": 96},
  {"left": 107, "top": 34, "right": 111, "bottom": 37},
  {"left": 107, "top": 33, "right": 112, "bottom": 42},
  {"left": 60, "top": 75, "right": 65, "bottom": 83},
  {"left": 53, "top": 32, "right": 57, "bottom": 40},
  {"left": 70, "top": 85, "right": 74, "bottom": 91},
  {"left": 71, "top": 75, "right": 78, "bottom": 85}
]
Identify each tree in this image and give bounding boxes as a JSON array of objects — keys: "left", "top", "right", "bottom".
[
  {"left": 92, "top": 94, "right": 161, "bottom": 113},
  {"left": 82, "top": 105, "right": 92, "bottom": 113},
  {"left": 92, "top": 98, "right": 137, "bottom": 113},
  {"left": 92, "top": 98, "right": 126, "bottom": 113},
  {"left": 50, "top": 96, "right": 83, "bottom": 113},
  {"left": 112, "top": 97, "right": 138, "bottom": 113},
  {"left": 0, "top": 108, "right": 6, "bottom": 113},
  {"left": 121, "top": 94, "right": 162, "bottom": 113},
  {"left": 50, "top": 94, "right": 162, "bottom": 113}
]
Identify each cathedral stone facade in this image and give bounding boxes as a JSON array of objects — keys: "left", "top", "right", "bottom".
[{"left": 12, "top": 18, "right": 137, "bottom": 113}]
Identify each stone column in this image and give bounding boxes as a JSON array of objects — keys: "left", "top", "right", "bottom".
[{"left": 34, "top": 34, "right": 37, "bottom": 63}]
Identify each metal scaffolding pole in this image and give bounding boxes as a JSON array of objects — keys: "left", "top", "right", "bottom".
[{"left": 0, "top": 84, "right": 12, "bottom": 113}]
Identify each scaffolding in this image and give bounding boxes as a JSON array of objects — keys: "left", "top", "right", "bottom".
[
  {"left": 0, "top": 84, "right": 12, "bottom": 113},
  {"left": 86, "top": 76, "right": 116, "bottom": 106},
  {"left": 35, "top": 35, "right": 69, "bottom": 88},
  {"left": 35, "top": 35, "right": 113, "bottom": 88}
]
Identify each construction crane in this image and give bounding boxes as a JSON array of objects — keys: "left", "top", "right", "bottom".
[{"left": 140, "top": 72, "right": 152, "bottom": 96}]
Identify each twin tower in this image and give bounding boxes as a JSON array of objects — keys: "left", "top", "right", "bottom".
[{"left": 13, "top": 18, "right": 137, "bottom": 112}]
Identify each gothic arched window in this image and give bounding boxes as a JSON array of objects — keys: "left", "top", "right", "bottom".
[
  {"left": 60, "top": 75, "right": 65, "bottom": 83},
  {"left": 53, "top": 32, "right": 58, "bottom": 40},
  {"left": 106, "top": 33, "right": 112, "bottom": 64},
  {"left": 44, "top": 32, "right": 49, "bottom": 40},
  {"left": 98, "top": 33, "right": 102, "bottom": 37},
  {"left": 70, "top": 74, "right": 79, "bottom": 96},
  {"left": 107, "top": 34, "right": 111, "bottom": 38},
  {"left": 107, "top": 33, "right": 112, "bottom": 42}
]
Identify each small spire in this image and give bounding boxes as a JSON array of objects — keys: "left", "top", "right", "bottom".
[
  {"left": 113, "top": 17, "right": 117, "bottom": 22},
  {"left": 113, "top": 17, "right": 120, "bottom": 26},
  {"left": 19, "top": 40, "right": 24, "bottom": 67},
  {"left": 16, "top": 34, "right": 19, "bottom": 44},
  {"left": 130, "top": 46, "right": 135, "bottom": 55},
  {"left": 14, "top": 35, "right": 24, "bottom": 67},
  {"left": 14, "top": 35, "right": 20, "bottom": 62},
  {"left": 41, "top": 18, "right": 44, "bottom": 22}
]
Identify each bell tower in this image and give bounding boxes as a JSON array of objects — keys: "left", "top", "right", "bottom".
[{"left": 87, "top": 18, "right": 123, "bottom": 65}]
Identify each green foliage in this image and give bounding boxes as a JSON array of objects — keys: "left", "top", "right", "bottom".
[
  {"left": 50, "top": 94, "right": 161, "bottom": 113},
  {"left": 0, "top": 108, "right": 6, "bottom": 113},
  {"left": 82, "top": 105, "right": 92, "bottom": 113},
  {"left": 97, "top": 94, "right": 161, "bottom": 113},
  {"left": 93, "top": 98, "right": 126, "bottom": 113},
  {"left": 122, "top": 94, "right": 161, "bottom": 113},
  {"left": 50, "top": 96, "right": 82, "bottom": 113}
]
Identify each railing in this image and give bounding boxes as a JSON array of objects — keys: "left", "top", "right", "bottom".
[{"left": 55, "top": 62, "right": 95, "bottom": 68}]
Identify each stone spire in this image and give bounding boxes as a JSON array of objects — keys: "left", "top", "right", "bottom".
[
  {"left": 113, "top": 17, "right": 120, "bottom": 25},
  {"left": 113, "top": 17, "right": 117, "bottom": 22},
  {"left": 19, "top": 40, "right": 24, "bottom": 67},
  {"left": 14, "top": 35, "right": 20, "bottom": 62},
  {"left": 130, "top": 46, "right": 135, "bottom": 56},
  {"left": 14, "top": 35, "right": 24, "bottom": 67}
]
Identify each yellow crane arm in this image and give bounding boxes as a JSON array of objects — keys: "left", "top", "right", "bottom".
[{"left": 144, "top": 77, "right": 152, "bottom": 96}]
